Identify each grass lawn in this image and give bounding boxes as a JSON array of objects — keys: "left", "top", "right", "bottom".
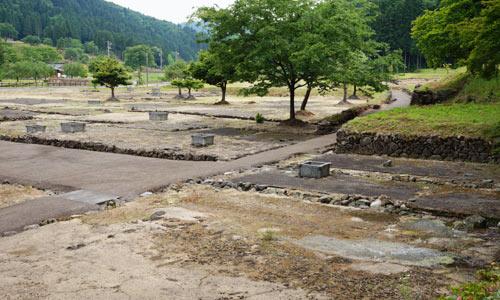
[
  {"left": 344, "top": 103, "right": 500, "bottom": 141},
  {"left": 396, "top": 68, "right": 465, "bottom": 80}
]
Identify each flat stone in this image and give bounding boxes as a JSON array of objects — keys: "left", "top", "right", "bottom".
[
  {"left": 351, "top": 262, "right": 409, "bottom": 275},
  {"left": 159, "top": 207, "right": 206, "bottom": 222},
  {"left": 293, "top": 235, "right": 453, "bottom": 267},
  {"left": 59, "top": 190, "right": 119, "bottom": 205}
]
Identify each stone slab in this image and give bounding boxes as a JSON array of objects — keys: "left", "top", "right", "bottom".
[
  {"left": 293, "top": 235, "right": 453, "bottom": 267},
  {"left": 58, "top": 190, "right": 119, "bottom": 205}
]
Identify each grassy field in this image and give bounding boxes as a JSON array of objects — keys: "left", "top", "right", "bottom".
[
  {"left": 344, "top": 103, "right": 500, "bottom": 140},
  {"left": 396, "top": 68, "right": 465, "bottom": 80}
]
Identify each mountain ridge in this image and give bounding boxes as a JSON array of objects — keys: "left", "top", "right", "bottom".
[{"left": 0, "top": 0, "right": 203, "bottom": 60}]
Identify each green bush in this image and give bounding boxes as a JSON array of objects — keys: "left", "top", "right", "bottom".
[
  {"left": 255, "top": 113, "right": 265, "bottom": 124},
  {"left": 440, "top": 265, "right": 500, "bottom": 300}
]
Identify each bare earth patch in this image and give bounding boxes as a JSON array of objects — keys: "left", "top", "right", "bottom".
[{"left": 0, "top": 184, "right": 47, "bottom": 209}]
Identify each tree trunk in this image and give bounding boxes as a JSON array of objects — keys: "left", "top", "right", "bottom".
[
  {"left": 353, "top": 85, "right": 357, "bottom": 97},
  {"left": 221, "top": 82, "right": 227, "bottom": 102},
  {"left": 178, "top": 87, "right": 182, "bottom": 96},
  {"left": 289, "top": 85, "right": 296, "bottom": 120},
  {"left": 343, "top": 83, "right": 348, "bottom": 102},
  {"left": 111, "top": 87, "right": 115, "bottom": 99},
  {"left": 300, "top": 85, "right": 312, "bottom": 111},
  {"left": 188, "top": 88, "right": 192, "bottom": 97}
]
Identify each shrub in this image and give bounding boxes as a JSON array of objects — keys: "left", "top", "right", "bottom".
[{"left": 255, "top": 113, "right": 265, "bottom": 124}]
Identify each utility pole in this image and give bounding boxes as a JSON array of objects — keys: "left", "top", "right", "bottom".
[
  {"left": 159, "top": 49, "right": 163, "bottom": 69},
  {"left": 145, "top": 52, "right": 149, "bottom": 87},
  {"left": 106, "top": 41, "right": 112, "bottom": 56}
]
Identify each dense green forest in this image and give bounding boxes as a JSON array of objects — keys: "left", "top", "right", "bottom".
[
  {"left": 0, "top": 0, "right": 202, "bottom": 60},
  {"left": 369, "top": 0, "right": 439, "bottom": 70}
]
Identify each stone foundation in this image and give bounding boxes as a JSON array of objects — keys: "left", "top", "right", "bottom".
[
  {"left": 0, "top": 135, "right": 218, "bottom": 162},
  {"left": 335, "top": 130, "right": 498, "bottom": 164}
]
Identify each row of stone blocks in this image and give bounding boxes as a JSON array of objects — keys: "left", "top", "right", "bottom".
[
  {"left": 26, "top": 123, "right": 216, "bottom": 148},
  {"left": 26, "top": 123, "right": 87, "bottom": 134}
]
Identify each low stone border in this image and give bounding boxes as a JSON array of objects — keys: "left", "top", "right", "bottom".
[
  {"left": 316, "top": 105, "right": 374, "bottom": 134},
  {"left": 0, "top": 135, "right": 218, "bottom": 161},
  {"left": 335, "top": 130, "right": 498, "bottom": 164},
  {"left": 411, "top": 88, "right": 458, "bottom": 106}
]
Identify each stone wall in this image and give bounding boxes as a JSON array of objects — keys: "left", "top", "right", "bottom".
[
  {"left": 335, "top": 130, "right": 499, "bottom": 164},
  {"left": 0, "top": 135, "right": 218, "bottom": 162},
  {"left": 411, "top": 88, "right": 457, "bottom": 105},
  {"left": 316, "top": 105, "right": 375, "bottom": 134}
]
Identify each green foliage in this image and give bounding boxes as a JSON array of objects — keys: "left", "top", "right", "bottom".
[
  {"left": 0, "top": 22, "right": 17, "bottom": 39},
  {"left": 344, "top": 103, "right": 500, "bottom": 140},
  {"left": 255, "top": 113, "right": 265, "bottom": 124},
  {"left": 57, "top": 38, "right": 83, "bottom": 49},
  {"left": 14, "top": 43, "right": 61, "bottom": 63},
  {"left": 182, "top": 78, "right": 204, "bottom": 96},
  {"left": 439, "top": 265, "right": 500, "bottom": 300},
  {"left": 412, "top": 0, "right": 500, "bottom": 78},
  {"left": 124, "top": 45, "right": 156, "bottom": 70},
  {"left": 64, "top": 62, "right": 88, "bottom": 78},
  {"left": 197, "top": 0, "right": 381, "bottom": 120},
  {"left": 163, "top": 60, "right": 189, "bottom": 81},
  {"left": 190, "top": 50, "right": 236, "bottom": 102},
  {"left": 21, "top": 35, "right": 41, "bottom": 45},
  {"left": 369, "top": 0, "right": 438, "bottom": 70},
  {"left": 4, "top": 60, "right": 53, "bottom": 81},
  {"left": 84, "top": 41, "right": 98, "bottom": 55},
  {"left": 64, "top": 47, "right": 86, "bottom": 62},
  {"left": 42, "top": 38, "right": 53, "bottom": 46},
  {"left": 0, "top": 0, "right": 202, "bottom": 60},
  {"left": 90, "top": 56, "right": 131, "bottom": 99}
]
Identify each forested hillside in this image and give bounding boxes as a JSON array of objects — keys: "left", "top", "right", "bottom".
[
  {"left": 0, "top": 0, "right": 202, "bottom": 60},
  {"left": 369, "top": 0, "right": 439, "bottom": 70}
]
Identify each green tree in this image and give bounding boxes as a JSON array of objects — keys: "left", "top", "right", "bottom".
[
  {"left": 124, "top": 45, "right": 155, "bottom": 85},
  {"left": 0, "top": 23, "right": 18, "bottom": 40},
  {"left": 56, "top": 37, "right": 83, "bottom": 49},
  {"left": 163, "top": 59, "right": 189, "bottom": 98},
  {"left": 30, "top": 61, "right": 53, "bottom": 83},
  {"left": 90, "top": 56, "right": 131, "bottom": 100},
  {"left": 5, "top": 61, "right": 31, "bottom": 82},
  {"left": 197, "top": 0, "right": 377, "bottom": 120},
  {"left": 190, "top": 50, "right": 236, "bottom": 104},
  {"left": 84, "top": 41, "right": 99, "bottom": 55},
  {"left": 20, "top": 44, "right": 61, "bottom": 63},
  {"left": 171, "top": 79, "right": 186, "bottom": 99},
  {"left": 64, "top": 62, "right": 88, "bottom": 78},
  {"left": 42, "top": 38, "right": 53, "bottom": 46},
  {"left": 182, "top": 78, "right": 204, "bottom": 99},
  {"left": 22, "top": 35, "right": 42, "bottom": 45},
  {"left": 64, "top": 47, "right": 85, "bottom": 61},
  {"left": 412, "top": 0, "right": 500, "bottom": 78}
]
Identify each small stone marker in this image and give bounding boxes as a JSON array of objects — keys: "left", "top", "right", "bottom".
[
  {"left": 151, "top": 88, "right": 161, "bottom": 97},
  {"left": 61, "top": 122, "right": 86, "bottom": 133},
  {"left": 127, "top": 86, "right": 134, "bottom": 92},
  {"left": 299, "top": 161, "right": 331, "bottom": 179},
  {"left": 26, "top": 124, "right": 46, "bottom": 134},
  {"left": 148, "top": 111, "right": 169, "bottom": 121},
  {"left": 88, "top": 100, "right": 103, "bottom": 105},
  {"left": 192, "top": 133, "right": 215, "bottom": 147}
]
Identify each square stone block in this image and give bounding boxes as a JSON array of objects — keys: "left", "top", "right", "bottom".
[
  {"left": 151, "top": 88, "right": 161, "bottom": 97},
  {"left": 88, "top": 100, "right": 103, "bottom": 105},
  {"left": 299, "top": 161, "right": 331, "bottom": 179},
  {"left": 192, "top": 133, "right": 215, "bottom": 147},
  {"left": 26, "top": 124, "right": 46, "bottom": 134},
  {"left": 61, "top": 122, "right": 86, "bottom": 133},
  {"left": 149, "top": 111, "right": 169, "bottom": 121},
  {"left": 127, "top": 86, "right": 134, "bottom": 92}
]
